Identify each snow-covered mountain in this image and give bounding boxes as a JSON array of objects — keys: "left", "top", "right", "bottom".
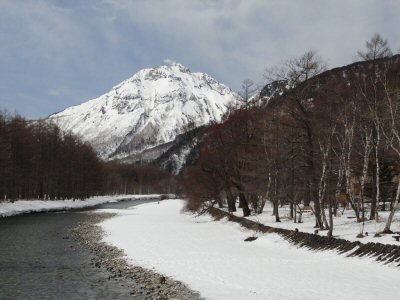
[
  {"left": 48, "top": 63, "right": 240, "bottom": 160},
  {"left": 154, "top": 126, "right": 206, "bottom": 174},
  {"left": 250, "top": 80, "right": 289, "bottom": 106}
]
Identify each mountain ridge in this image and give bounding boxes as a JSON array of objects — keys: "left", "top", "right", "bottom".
[{"left": 48, "top": 63, "right": 241, "bottom": 161}]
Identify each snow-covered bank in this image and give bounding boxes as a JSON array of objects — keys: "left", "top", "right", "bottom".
[
  {"left": 0, "top": 195, "right": 163, "bottom": 218},
  {"left": 233, "top": 203, "right": 400, "bottom": 245},
  {"left": 101, "top": 199, "right": 400, "bottom": 300}
]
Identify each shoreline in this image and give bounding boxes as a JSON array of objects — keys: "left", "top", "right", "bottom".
[
  {"left": 72, "top": 212, "right": 202, "bottom": 300},
  {"left": 208, "top": 207, "right": 400, "bottom": 267},
  {"left": 0, "top": 195, "right": 169, "bottom": 218}
]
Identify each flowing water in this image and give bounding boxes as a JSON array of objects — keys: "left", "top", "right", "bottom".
[{"left": 0, "top": 198, "right": 157, "bottom": 300}]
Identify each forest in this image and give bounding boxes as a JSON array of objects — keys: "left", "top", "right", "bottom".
[
  {"left": 184, "top": 34, "right": 400, "bottom": 236},
  {"left": 0, "top": 112, "right": 177, "bottom": 201}
]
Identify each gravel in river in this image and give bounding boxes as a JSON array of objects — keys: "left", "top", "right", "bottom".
[{"left": 72, "top": 212, "right": 202, "bottom": 300}]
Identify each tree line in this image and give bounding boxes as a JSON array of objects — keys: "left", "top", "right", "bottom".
[
  {"left": 184, "top": 34, "right": 400, "bottom": 236},
  {"left": 0, "top": 111, "right": 177, "bottom": 201}
]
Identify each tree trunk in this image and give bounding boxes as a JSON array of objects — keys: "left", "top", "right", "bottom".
[
  {"left": 321, "top": 200, "right": 330, "bottom": 230},
  {"left": 226, "top": 189, "right": 236, "bottom": 212},
  {"left": 309, "top": 147, "right": 322, "bottom": 228},
  {"left": 348, "top": 195, "right": 361, "bottom": 222},
  {"left": 370, "top": 141, "right": 380, "bottom": 220},
  {"left": 318, "top": 156, "right": 330, "bottom": 230},
  {"left": 273, "top": 199, "right": 281, "bottom": 222},
  {"left": 312, "top": 179, "right": 323, "bottom": 228},
  {"left": 345, "top": 167, "right": 361, "bottom": 222},
  {"left": 238, "top": 197, "right": 243, "bottom": 208},
  {"left": 290, "top": 202, "right": 294, "bottom": 219},
  {"left": 239, "top": 193, "right": 251, "bottom": 217},
  {"left": 383, "top": 179, "right": 400, "bottom": 233},
  {"left": 359, "top": 130, "right": 372, "bottom": 225},
  {"left": 327, "top": 196, "right": 334, "bottom": 237}
]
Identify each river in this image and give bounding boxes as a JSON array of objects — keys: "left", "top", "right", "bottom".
[{"left": 0, "top": 198, "right": 156, "bottom": 300}]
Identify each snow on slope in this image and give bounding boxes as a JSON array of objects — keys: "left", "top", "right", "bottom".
[
  {"left": 49, "top": 63, "right": 240, "bottom": 159},
  {"left": 250, "top": 79, "right": 289, "bottom": 106},
  {"left": 100, "top": 200, "right": 400, "bottom": 300}
]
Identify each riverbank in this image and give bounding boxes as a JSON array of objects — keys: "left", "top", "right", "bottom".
[
  {"left": 73, "top": 212, "right": 201, "bottom": 300},
  {"left": 100, "top": 199, "right": 400, "bottom": 300},
  {"left": 229, "top": 203, "right": 400, "bottom": 245},
  {"left": 208, "top": 207, "right": 400, "bottom": 266},
  {"left": 0, "top": 195, "right": 167, "bottom": 218}
]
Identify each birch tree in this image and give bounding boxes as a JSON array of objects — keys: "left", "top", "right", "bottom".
[
  {"left": 357, "top": 33, "right": 393, "bottom": 220},
  {"left": 379, "top": 62, "right": 400, "bottom": 233}
]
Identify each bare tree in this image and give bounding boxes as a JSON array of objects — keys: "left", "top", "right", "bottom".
[
  {"left": 379, "top": 62, "right": 400, "bottom": 233},
  {"left": 265, "top": 50, "right": 327, "bottom": 88},
  {"left": 356, "top": 33, "right": 392, "bottom": 220},
  {"left": 240, "top": 79, "right": 257, "bottom": 109},
  {"left": 357, "top": 33, "right": 392, "bottom": 61}
]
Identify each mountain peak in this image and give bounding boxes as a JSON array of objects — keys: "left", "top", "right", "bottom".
[{"left": 48, "top": 64, "right": 240, "bottom": 161}]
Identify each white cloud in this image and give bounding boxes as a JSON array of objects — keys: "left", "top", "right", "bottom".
[{"left": 163, "top": 58, "right": 178, "bottom": 66}]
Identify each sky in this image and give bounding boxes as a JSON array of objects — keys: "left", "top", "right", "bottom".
[{"left": 0, "top": 0, "right": 399, "bottom": 120}]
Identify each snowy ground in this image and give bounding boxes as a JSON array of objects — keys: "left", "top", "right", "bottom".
[
  {"left": 0, "top": 195, "right": 162, "bottom": 218},
  {"left": 100, "top": 199, "right": 400, "bottom": 300},
  {"left": 234, "top": 203, "right": 400, "bottom": 245}
]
